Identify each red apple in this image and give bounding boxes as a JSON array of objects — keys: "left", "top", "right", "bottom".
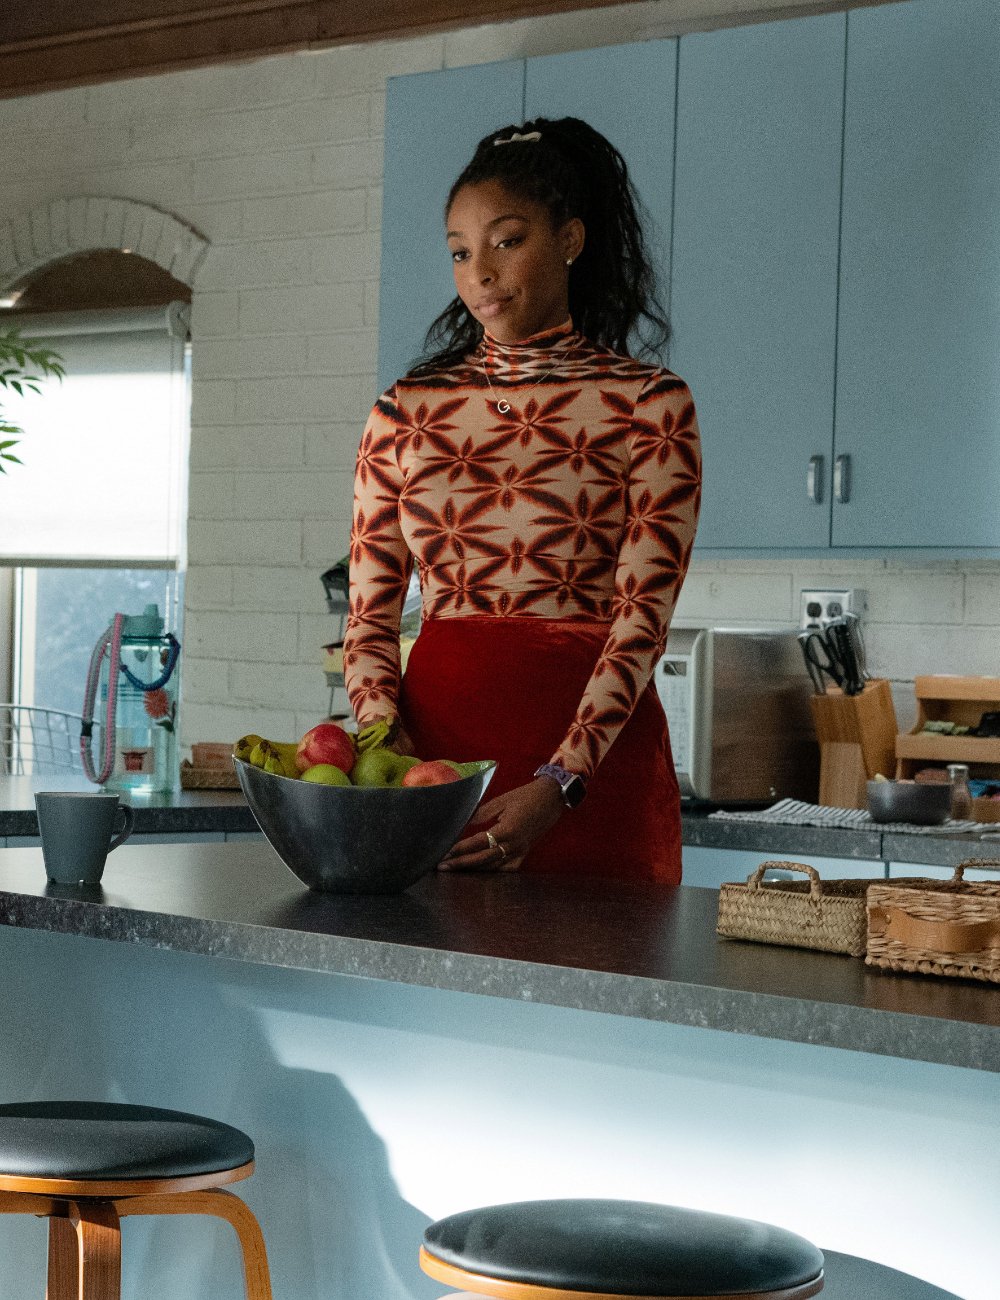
[
  {"left": 400, "top": 760, "right": 462, "bottom": 787},
  {"left": 295, "top": 722, "right": 355, "bottom": 775}
]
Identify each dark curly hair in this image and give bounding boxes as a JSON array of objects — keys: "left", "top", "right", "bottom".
[{"left": 408, "top": 116, "right": 669, "bottom": 376}]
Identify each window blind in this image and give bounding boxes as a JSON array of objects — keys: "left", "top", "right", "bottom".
[{"left": 0, "top": 304, "right": 190, "bottom": 566}]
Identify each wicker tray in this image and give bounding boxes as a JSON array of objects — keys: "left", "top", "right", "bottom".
[
  {"left": 717, "top": 861, "right": 875, "bottom": 956},
  {"left": 179, "top": 759, "right": 241, "bottom": 790},
  {"left": 866, "top": 860, "right": 1000, "bottom": 983}
]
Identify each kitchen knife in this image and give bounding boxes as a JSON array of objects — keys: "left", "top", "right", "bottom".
[
  {"left": 797, "top": 630, "right": 842, "bottom": 693},
  {"left": 826, "top": 617, "right": 863, "bottom": 695},
  {"left": 843, "top": 611, "right": 868, "bottom": 684}
]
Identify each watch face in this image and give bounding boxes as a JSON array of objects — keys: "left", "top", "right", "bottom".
[{"left": 563, "top": 776, "right": 586, "bottom": 809}]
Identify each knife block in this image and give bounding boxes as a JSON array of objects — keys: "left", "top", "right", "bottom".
[{"left": 810, "top": 679, "right": 897, "bottom": 809}]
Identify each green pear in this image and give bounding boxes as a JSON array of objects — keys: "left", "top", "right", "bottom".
[
  {"left": 300, "top": 763, "right": 352, "bottom": 786},
  {"left": 351, "top": 748, "right": 419, "bottom": 787}
]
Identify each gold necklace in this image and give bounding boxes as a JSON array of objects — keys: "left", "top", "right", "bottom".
[{"left": 479, "top": 346, "right": 562, "bottom": 415}]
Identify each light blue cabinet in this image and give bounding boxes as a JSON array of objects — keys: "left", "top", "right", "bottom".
[
  {"left": 670, "top": 14, "right": 845, "bottom": 549},
  {"left": 683, "top": 845, "right": 886, "bottom": 890},
  {"left": 888, "top": 862, "right": 1000, "bottom": 883},
  {"left": 834, "top": 0, "right": 1000, "bottom": 547},
  {"left": 378, "top": 59, "right": 524, "bottom": 396}
]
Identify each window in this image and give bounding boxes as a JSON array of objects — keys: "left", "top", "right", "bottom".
[{"left": 1, "top": 304, "right": 190, "bottom": 713}]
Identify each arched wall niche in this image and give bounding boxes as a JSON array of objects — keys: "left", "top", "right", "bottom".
[{"left": 0, "top": 197, "right": 209, "bottom": 304}]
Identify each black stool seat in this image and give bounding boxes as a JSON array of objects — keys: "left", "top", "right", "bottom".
[
  {"left": 0, "top": 1101, "right": 254, "bottom": 1182},
  {"left": 422, "top": 1199, "right": 825, "bottom": 1296}
]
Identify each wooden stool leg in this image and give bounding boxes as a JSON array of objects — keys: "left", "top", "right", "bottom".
[
  {"left": 69, "top": 1201, "right": 122, "bottom": 1300},
  {"left": 115, "top": 1189, "right": 272, "bottom": 1300},
  {"left": 46, "top": 1215, "right": 79, "bottom": 1300}
]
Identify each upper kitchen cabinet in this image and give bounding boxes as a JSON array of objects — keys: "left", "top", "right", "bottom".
[
  {"left": 525, "top": 39, "right": 677, "bottom": 362},
  {"left": 833, "top": 0, "right": 1000, "bottom": 547},
  {"left": 378, "top": 60, "right": 524, "bottom": 396},
  {"left": 670, "top": 13, "right": 845, "bottom": 549}
]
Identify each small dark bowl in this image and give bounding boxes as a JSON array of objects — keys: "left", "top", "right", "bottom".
[
  {"left": 234, "top": 757, "right": 496, "bottom": 894},
  {"left": 866, "top": 779, "right": 952, "bottom": 825}
]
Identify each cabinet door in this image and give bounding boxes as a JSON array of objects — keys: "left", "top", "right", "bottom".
[
  {"left": 888, "top": 862, "right": 1000, "bottom": 883},
  {"left": 525, "top": 40, "right": 677, "bottom": 361},
  {"left": 378, "top": 60, "right": 525, "bottom": 396},
  {"left": 683, "top": 846, "right": 885, "bottom": 890},
  {"left": 670, "top": 15, "right": 845, "bottom": 549},
  {"left": 834, "top": 0, "right": 1000, "bottom": 547}
]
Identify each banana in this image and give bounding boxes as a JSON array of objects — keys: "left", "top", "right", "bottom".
[
  {"left": 354, "top": 719, "right": 393, "bottom": 754},
  {"left": 236, "top": 734, "right": 301, "bottom": 776},
  {"left": 234, "top": 733, "right": 262, "bottom": 763},
  {"left": 271, "top": 742, "right": 300, "bottom": 779}
]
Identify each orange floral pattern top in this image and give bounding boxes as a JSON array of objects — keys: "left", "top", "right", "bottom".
[{"left": 344, "top": 319, "right": 701, "bottom": 779}]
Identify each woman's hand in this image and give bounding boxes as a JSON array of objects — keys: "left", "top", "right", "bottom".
[
  {"left": 386, "top": 719, "right": 420, "bottom": 759},
  {"left": 438, "top": 777, "right": 565, "bottom": 872}
]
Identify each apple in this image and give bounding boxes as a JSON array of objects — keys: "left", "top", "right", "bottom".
[
  {"left": 401, "top": 760, "right": 463, "bottom": 787},
  {"left": 296, "top": 722, "right": 355, "bottom": 775},
  {"left": 351, "top": 749, "right": 423, "bottom": 787},
  {"left": 300, "top": 764, "right": 352, "bottom": 787}
]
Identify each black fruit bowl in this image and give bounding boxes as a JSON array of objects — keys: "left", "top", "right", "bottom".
[{"left": 234, "top": 757, "right": 496, "bottom": 894}]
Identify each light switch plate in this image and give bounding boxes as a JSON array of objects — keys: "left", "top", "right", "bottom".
[{"left": 799, "top": 588, "right": 866, "bottom": 630}]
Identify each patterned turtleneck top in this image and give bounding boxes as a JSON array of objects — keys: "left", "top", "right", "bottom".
[{"left": 344, "top": 319, "right": 702, "bottom": 780}]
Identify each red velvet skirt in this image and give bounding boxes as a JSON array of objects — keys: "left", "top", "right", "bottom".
[{"left": 398, "top": 615, "right": 681, "bottom": 884}]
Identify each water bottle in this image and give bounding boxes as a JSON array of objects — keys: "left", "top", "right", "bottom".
[{"left": 101, "top": 604, "right": 181, "bottom": 795}]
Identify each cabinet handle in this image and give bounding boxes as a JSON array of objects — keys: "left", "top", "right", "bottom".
[
  {"left": 807, "top": 454, "right": 824, "bottom": 504},
  {"left": 834, "top": 453, "right": 851, "bottom": 504}
]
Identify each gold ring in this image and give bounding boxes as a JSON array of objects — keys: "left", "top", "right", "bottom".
[{"left": 485, "top": 830, "right": 507, "bottom": 860}]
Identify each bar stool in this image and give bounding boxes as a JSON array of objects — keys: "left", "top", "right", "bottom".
[
  {"left": 420, "top": 1199, "right": 824, "bottom": 1299},
  {"left": 0, "top": 1100, "right": 272, "bottom": 1299}
]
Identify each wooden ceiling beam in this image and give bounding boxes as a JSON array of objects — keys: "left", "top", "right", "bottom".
[{"left": 0, "top": 0, "right": 629, "bottom": 100}]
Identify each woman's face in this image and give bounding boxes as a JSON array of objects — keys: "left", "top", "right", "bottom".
[{"left": 446, "top": 179, "right": 584, "bottom": 344}]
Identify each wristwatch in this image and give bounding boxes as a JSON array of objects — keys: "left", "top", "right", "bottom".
[{"left": 534, "top": 763, "right": 587, "bottom": 809}]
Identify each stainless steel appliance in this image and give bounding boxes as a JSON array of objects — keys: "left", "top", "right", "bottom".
[{"left": 655, "top": 627, "right": 819, "bottom": 804}]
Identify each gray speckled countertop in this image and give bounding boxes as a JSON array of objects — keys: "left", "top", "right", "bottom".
[
  {"left": 0, "top": 775, "right": 256, "bottom": 837},
  {"left": 4, "top": 775, "right": 999, "bottom": 867},
  {"left": 0, "top": 839, "right": 997, "bottom": 1074}
]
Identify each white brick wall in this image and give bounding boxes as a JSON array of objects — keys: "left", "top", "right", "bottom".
[{"left": 0, "top": 0, "right": 995, "bottom": 753}]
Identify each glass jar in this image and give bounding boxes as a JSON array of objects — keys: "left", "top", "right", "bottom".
[{"left": 946, "top": 763, "right": 973, "bottom": 821}]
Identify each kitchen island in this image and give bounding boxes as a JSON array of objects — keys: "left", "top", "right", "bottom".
[{"left": 0, "top": 839, "right": 994, "bottom": 1299}]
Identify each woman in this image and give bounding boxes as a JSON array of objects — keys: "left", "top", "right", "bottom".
[{"left": 344, "top": 117, "right": 701, "bottom": 884}]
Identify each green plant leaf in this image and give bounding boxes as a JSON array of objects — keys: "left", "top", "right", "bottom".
[{"left": 0, "top": 329, "right": 64, "bottom": 477}]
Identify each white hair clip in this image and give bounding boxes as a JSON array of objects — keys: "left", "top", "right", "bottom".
[{"left": 494, "top": 130, "right": 542, "bottom": 145}]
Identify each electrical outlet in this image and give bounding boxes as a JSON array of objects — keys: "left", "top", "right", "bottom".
[{"left": 799, "top": 588, "right": 866, "bottom": 630}]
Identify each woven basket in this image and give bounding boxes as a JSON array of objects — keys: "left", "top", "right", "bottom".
[
  {"left": 717, "top": 861, "right": 875, "bottom": 957},
  {"left": 866, "top": 860, "right": 1000, "bottom": 983},
  {"left": 179, "top": 760, "right": 241, "bottom": 790}
]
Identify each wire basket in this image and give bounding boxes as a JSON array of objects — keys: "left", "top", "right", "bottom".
[{"left": 0, "top": 704, "right": 94, "bottom": 776}]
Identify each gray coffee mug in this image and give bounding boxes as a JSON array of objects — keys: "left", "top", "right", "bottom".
[{"left": 34, "top": 792, "right": 135, "bottom": 885}]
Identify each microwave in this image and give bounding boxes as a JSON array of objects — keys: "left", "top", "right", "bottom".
[{"left": 655, "top": 626, "right": 819, "bottom": 805}]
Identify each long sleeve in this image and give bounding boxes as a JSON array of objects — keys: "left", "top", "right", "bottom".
[
  {"left": 343, "top": 388, "right": 414, "bottom": 727},
  {"left": 549, "top": 372, "right": 702, "bottom": 779}
]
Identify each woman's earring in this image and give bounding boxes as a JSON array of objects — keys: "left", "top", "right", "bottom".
[{"left": 565, "top": 258, "right": 574, "bottom": 266}]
